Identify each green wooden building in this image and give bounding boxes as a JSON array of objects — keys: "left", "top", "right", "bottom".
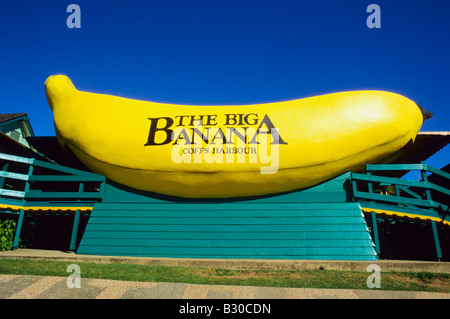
[{"left": 0, "top": 114, "right": 449, "bottom": 261}]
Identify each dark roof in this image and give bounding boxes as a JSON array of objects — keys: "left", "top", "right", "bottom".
[
  {"left": 392, "top": 132, "right": 450, "bottom": 166},
  {"left": 0, "top": 131, "right": 48, "bottom": 161},
  {"left": 0, "top": 113, "right": 28, "bottom": 124},
  {"left": 25, "top": 136, "right": 91, "bottom": 171},
  {"left": 369, "top": 131, "right": 450, "bottom": 178}
]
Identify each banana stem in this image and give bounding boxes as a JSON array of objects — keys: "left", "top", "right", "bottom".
[{"left": 417, "top": 104, "right": 433, "bottom": 121}]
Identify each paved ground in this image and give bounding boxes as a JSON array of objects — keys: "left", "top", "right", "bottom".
[
  {"left": 0, "top": 249, "right": 449, "bottom": 299},
  {"left": 1, "top": 274, "right": 449, "bottom": 299}
]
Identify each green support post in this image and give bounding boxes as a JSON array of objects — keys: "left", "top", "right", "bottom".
[
  {"left": 431, "top": 221, "right": 442, "bottom": 261},
  {"left": 77, "top": 182, "right": 84, "bottom": 203},
  {"left": 0, "top": 163, "right": 9, "bottom": 189},
  {"left": 69, "top": 209, "right": 81, "bottom": 251},
  {"left": 367, "top": 171, "right": 373, "bottom": 195},
  {"left": 394, "top": 184, "right": 401, "bottom": 207},
  {"left": 12, "top": 209, "right": 24, "bottom": 249},
  {"left": 421, "top": 168, "right": 433, "bottom": 206},
  {"left": 24, "top": 165, "right": 34, "bottom": 193},
  {"left": 371, "top": 211, "right": 380, "bottom": 255}
]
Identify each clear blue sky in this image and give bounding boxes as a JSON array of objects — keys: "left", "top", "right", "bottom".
[{"left": 1, "top": 0, "right": 449, "bottom": 169}]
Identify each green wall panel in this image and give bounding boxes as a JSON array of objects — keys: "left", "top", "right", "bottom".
[{"left": 77, "top": 173, "right": 377, "bottom": 260}]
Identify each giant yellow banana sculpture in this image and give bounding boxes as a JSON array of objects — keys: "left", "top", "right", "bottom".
[{"left": 45, "top": 75, "right": 425, "bottom": 198}]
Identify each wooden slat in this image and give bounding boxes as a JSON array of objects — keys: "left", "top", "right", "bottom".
[
  {"left": 74, "top": 252, "right": 376, "bottom": 260},
  {"left": 429, "top": 182, "right": 450, "bottom": 196},
  {"left": 0, "top": 189, "right": 25, "bottom": 198},
  {"left": 25, "top": 190, "right": 103, "bottom": 199},
  {"left": 0, "top": 171, "right": 29, "bottom": 181},
  {"left": 80, "top": 238, "right": 375, "bottom": 248},
  {"left": 82, "top": 231, "right": 373, "bottom": 240},
  {"left": 90, "top": 209, "right": 364, "bottom": 218},
  {"left": 352, "top": 172, "right": 426, "bottom": 188},
  {"left": 82, "top": 222, "right": 368, "bottom": 233},
  {"left": 426, "top": 165, "right": 450, "bottom": 180},
  {"left": 77, "top": 245, "right": 377, "bottom": 258},
  {"left": 366, "top": 163, "right": 425, "bottom": 171},
  {"left": 93, "top": 202, "right": 359, "bottom": 211},
  {"left": 0, "top": 152, "right": 34, "bottom": 164},
  {"left": 29, "top": 175, "right": 105, "bottom": 182},
  {"left": 33, "top": 159, "right": 103, "bottom": 177},
  {"left": 86, "top": 216, "right": 365, "bottom": 225},
  {"left": 353, "top": 190, "right": 430, "bottom": 207}
]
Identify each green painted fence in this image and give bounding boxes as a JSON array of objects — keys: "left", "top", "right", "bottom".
[
  {"left": 0, "top": 152, "right": 104, "bottom": 251},
  {"left": 352, "top": 162, "right": 450, "bottom": 260},
  {"left": 0, "top": 152, "right": 105, "bottom": 206},
  {"left": 352, "top": 162, "right": 449, "bottom": 211}
]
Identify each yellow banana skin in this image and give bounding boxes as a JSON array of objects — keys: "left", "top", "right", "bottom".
[{"left": 45, "top": 75, "right": 423, "bottom": 198}]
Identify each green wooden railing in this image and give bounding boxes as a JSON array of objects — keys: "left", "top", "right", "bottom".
[
  {"left": 0, "top": 152, "right": 105, "bottom": 205},
  {"left": 352, "top": 162, "right": 450, "bottom": 260},
  {"left": 352, "top": 163, "right": 449, "bottom": 214},
  {"left": 0, "top": 152, "right": 106, "bottom": 251}
]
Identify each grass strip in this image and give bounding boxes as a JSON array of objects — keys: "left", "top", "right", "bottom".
[{"left": 0, "top": 258, "right": 449, "bottom": 293}]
